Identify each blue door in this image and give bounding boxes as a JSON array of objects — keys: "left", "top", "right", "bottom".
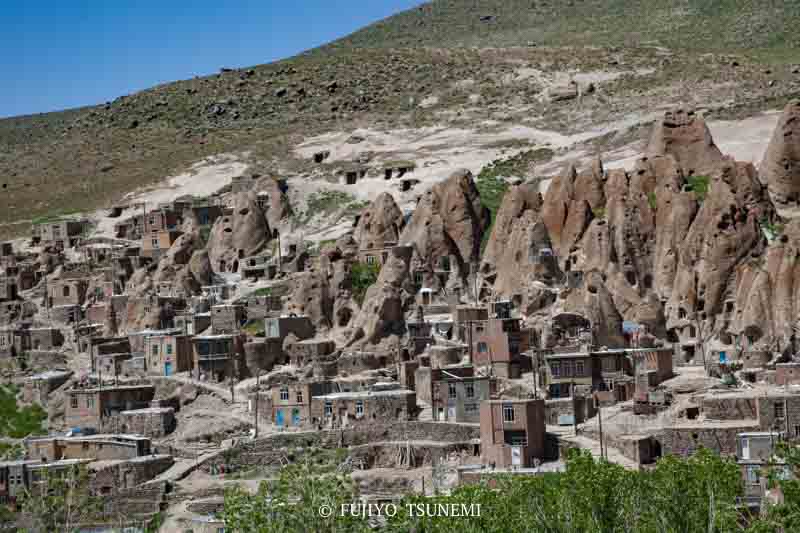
[
  {"left": 719, "top": 351, "right": 727, "bottom": 363},
  {"left": 275, "top": 409, "right": 284, "bottom": 426},
  {"left": 292, "top": 409, "right": 301, "bottom": 426},
  {"left": 164, "top": 362, "right": 172, "bottom": 376}
]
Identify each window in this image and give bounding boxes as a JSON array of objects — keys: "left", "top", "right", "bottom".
[
  {"left": 563, "top": 361, "right": 573, "bottom": 377},
  {"left": 324, "top": 400, "right": 332, "bottom": 416},
  {"left": 280, "top": 387, "right": 289, "bottom": 401},
  {"left": 465, "top": 403, "right": 479, "bottom": 413},
  {"left": 439, "top": 256, "right": 451, "bottom": 272},
  {"left": 503, "top": 404, "right": 515, "bottom": 422},
  {"left": 414, "top": 271, "right": 423, "bottom": 286},
  {"left": 82, "top": 442, "right": 89, "bottom": 450},
  {"left": 70, "top": 395, "right": 78, "bottom": 409},
  {"left": 149, "top": 217, "right": 155, "bottom": 227},
  {"left": 166, "top": 343, "right": 173, "bottom": 355},
  {"left": 296, "top": 391, "right": 303, "bottom": 403},
  {"left": 151, "top": 238, "right": 159, "bottom": 248},
  {"left": 775, "top": 402, "right": 785, "bottom": 419},
  {"left": 365, "top": 255, "right": 376, "bottom": 265},
  {"left": 86, "top": 396, "right": 94, "bottom": 408},
  {"left": 448, "top": 383, "right": 457, "bottom": 399},
  {"left": 63, "top": 285, "right": 70, "bottom": 297},
  {"left": 795, "top": 425, "right": 800, "bottom": 438},
  {"left": 746, "top": 465, "right": 759, "bottom": 485},
  {"left": 475, "top": 323, "right": 485, "bottom": 334},
  {"left": 575, "top": 360, "right": 585, "bottom": 376},
  {"left": 465, "top": 383, "right": 475, "bottom": 398},
  {"left": 477, "top": 342, "right": 488, "bottom": 353},
  {"left": 152, "top": 345, "right": 159, "bottom": 356},
  {"left": 356, "top": 400, "right": 364, "bottom": 416},
  {"left": 551, "top": 362, "right": 561, "bottom": 377}
]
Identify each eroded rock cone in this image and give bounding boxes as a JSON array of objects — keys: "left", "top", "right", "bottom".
[
  {"left": 207, "top": 192, "right": 270, "bottom": 273},
  {"left": 647, "top": 107, "right": 724, "bottom": 176},
  {"left": 346, "top": 245, "right": 412, "bottom": 347},
  {"left": 353, "top": 192, "right": 405, "bottom": 249},
  {"left": 400, "top": 169, "right": 489, "bottom": 292},
  {"left": 761, "top": 100, "right": 800, "bottom": 218}
]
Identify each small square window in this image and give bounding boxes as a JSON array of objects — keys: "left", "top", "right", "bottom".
[
  {"left": 356, "top": 400, "right": 364, "bottom": 416},
  {"left": 448, "top": 383, "right": 457, "bottom": 399},
  {"left": 503, "top": 404, "right": 515, "bottom": 422},
  {"left": 465, "top": 383, "right": 475, "bottom": 398},
  {"left": 775, "top": 403, "right": 785, "bottom": 419},
  {"left": 70, "top": 395, "right": 78, "bottom": 409},
  {"left": 280, "top": 387, "right": 289, "bottom": 401}
]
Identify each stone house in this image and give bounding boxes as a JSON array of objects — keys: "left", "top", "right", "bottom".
[
  {"left": 242, "top": 294, "right": 283, "bottom": 321},
  {"left": 480, "top": 398, "right": 546, "bottom": 469},
  {"left": 776, "top": 363, "right": 800, "bottom": 386},
  {"left": 64, "top": 383, "right": 155, "bottom": 433},
  {"left": 543, "top": 348, "right": 635, "bottom": 400},
  {"left": 287, "top": 339, "right": 336, "bottom": 367},
  {"left": 143, "top": 332, "right": 193, "bottom": 376},
  {"left": 310, "top": 387, "right": 417, "bottom": 429},
  {"left": 90, "top": 336, "right": 132, "bottom": 374},
  {"left": 192, "top": 333, "right": 246, "bottom": 382},
  {"left": 103, "top": 403, "right": 177, "bottom": 438},
  {"left": 736, "top": 432, "right": 790, "bottom": 504},
  {"left": 211, "top": 304, "right": 247, "bottom": 334},
  {"left": 28, "top": 327, "right": 64, "bottom": 351}
]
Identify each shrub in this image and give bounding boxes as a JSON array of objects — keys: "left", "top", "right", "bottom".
[{"left": 350, "top": 261, "right": 380, "bottom": 305}]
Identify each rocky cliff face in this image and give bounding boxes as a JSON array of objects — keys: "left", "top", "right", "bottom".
[
  {"left": 761, "top": 100, "right": 800, "bottom": 218},
  {"left": 482, "top": 107, "right": 786, "bottom": 353},
  {"left": 206, "top": 192, "right": 270, "bottom": 274},
  {"left": 353, "top": 192, "right": 405, "bottom": 250},
  {"left": 400, "top": 169, "right": 490, "bottom": 293}
]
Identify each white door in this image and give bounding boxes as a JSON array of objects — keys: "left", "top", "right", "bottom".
[
  {"left": 741, "top": 438, "right": 750, "bottom": 460},
  {"left": 511, "top": 446, "right": 522, "bottom": 466}
]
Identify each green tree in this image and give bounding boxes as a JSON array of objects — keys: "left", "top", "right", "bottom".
[
  {"left": 222, "top": 452, "right": 368, "bottom": 533},
  {"left": 18, "top": 464, "right": 102, "bottom": 533},
  {"left": 349, "top": 261, "right": 380, "bottom": 305}
]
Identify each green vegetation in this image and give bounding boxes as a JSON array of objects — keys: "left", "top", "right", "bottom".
[
  {"left": 0, "top": 384, "right": 46, "bottom": 439},
  {"left": 592, "top": 206, "right": 607, "bottom": 219},
  {"left": 19, "top": 464, "right": 102, "bottom": 531},
  {"left": 298, "top": 190, "right": 368, "bottom": 224},
  {"left": 349, "top": 261, "right": 380, "bottom": 305},
  {"left": 761, "top": 218, "right": 785, "bottom": 239},
  {"left": 30, "top": 208, "right": 85, "bottom": 226},
  {"left": 686, "top": 174, "right": 711, "bottom": 202},
  {"left": 476, "top": 149, "right": 552, "bottom": 252},
  {"left": 253, "top": 287, "right": 273, "bottom": 297},
  {"left": 226, "top": 446, "right": 800, "bottom": 532},
  {"left": 647, "top": 191, "right": 658, "bottom": 210},
  {"left": 198, "top": 225, "right": 212, "bottom": 246},
  {"left": 243, "top": 320, "right": 265, "bottom": 337}
]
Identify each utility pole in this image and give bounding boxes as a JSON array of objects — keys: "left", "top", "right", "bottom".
[
  {"left": 254, "top": 370, "right": 260, "bottom": 439},
  {"left": 597, "top": 397, "right": 605, "bottom": 461},
  {"left": 276, "top": 230, "right": 282, "bottom": 271},
  {"left": 472, "top": 260, "right": 479, "bottom": 306}
]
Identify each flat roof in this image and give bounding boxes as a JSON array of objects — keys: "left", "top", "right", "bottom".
[
  {"left": 68, "top": 384, "right": 154, "bottom": 393},
  {"left": 314, "top": 389, "right": 414, "bottom": 400},
  {"left": 27, "top": 433, "right": 149, "bottom": 443}
]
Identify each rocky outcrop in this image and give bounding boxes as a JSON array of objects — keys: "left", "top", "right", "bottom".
[
  {"left": 761, "top": 100, "right": 800, "bottom": 218},
  {"left": 207, "top": 192, "right": 270, "bottom": 273},
  {"left": 646, "top": 108, "right": 725, "bottom": 176},
  {"left": 353, "top": 193, "right": 405, "bottom": 249},
  {"left": 346, "top": 245, "right": 412, "bottom": 347},
  {"left": 562, "top": 272, "right": 627, "bottom": 348},
  {"left": 287, "top": 271, "right": 333, "bottom": 331},
  {"left": 256, "top": 177, "right": 291, "bottom": 230},
  {"left": 400, "top": 169, "right": 489, "bottom": 293}
]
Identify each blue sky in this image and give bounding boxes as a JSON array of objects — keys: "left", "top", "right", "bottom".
[{"left": 0, "top": 0, "right": 423, "bottom": 119}]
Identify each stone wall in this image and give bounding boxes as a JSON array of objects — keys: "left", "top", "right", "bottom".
[
  {"left": 102, "top": 407, "right": 176, "bottom": 438},
  {"left": 203, "top": 422, "right": 480, "bottom": 472},
  {"left": 655, "top": 424, "right": 757, "bottom": 457},
  {"left": 90, "top": 455, "right": 174, "bottom": 492},
  {"left": 699, "top": 394, "right": 758, "bottom": 421}
]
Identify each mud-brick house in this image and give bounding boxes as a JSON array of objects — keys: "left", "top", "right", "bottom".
[
  {"left": 466, "top": 316, "right": 531, "bottom": 378},
  {"left": 0, "top": 278, "right": 17, "bottom": 302},
  {"left": 22, "top": 370, "right": 73, "bottom": 406},
  {"left": 141, "top": 229, "right": 182, "bottom": 260},
  {"left": 47, "top": 277, "right": 89, "bottom": 307},
  {"left": 736, "top": 431, "right": 791, "bottom": 505},
  {"left": 192, "top": 333, "right": 246, "bottom": 382},
  {"left": 269, "top": 380, "right": 337, "bottom": 428},
  {"left": 310, "top": 386, "right": 417, "bottom": 429},
  {"left": 28, "top": 327, "right": 64, "bottom": 351},
  {"left": 25, "top": 434, "right": 151, "bottom": 463},
  {"left": 143, "top": 331, "right": 193, "bottom": 376},
  {"left": 264, "top": 315, "right": 315, "bottom": 342},
  {"left": 64, "top": 383, "right": 155, "bottom": 433},
  {"left": 480, "top": 398, "right": 546, "bottom": 468},
  {"left": 174, "top": 311, "right": 212, "bottom": 336},
  {"left": 32, "top": 219, "right": 90, "bottom": 248},
  {"left": 431, "top": 372, "right": 496, "bottom": 424},
  {"left": 211, "top": 304, "right": 247, "bottom": 334}
]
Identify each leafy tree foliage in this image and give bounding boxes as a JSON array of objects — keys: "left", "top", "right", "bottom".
[
  {"left": 349, "top": 261, "right": 380, "bottom": 305},
  {"left": 17, "top": 464, "right": 102, "bottom": 533}
]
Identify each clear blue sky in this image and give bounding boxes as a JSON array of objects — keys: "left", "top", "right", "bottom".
[{"left": 0, "top": 0, "right": 423, "bottom": 119}]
